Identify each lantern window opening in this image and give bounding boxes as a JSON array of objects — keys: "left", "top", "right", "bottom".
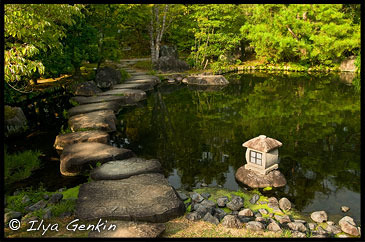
[{"left": 250, "top": 150, "right": 262, "bottom": 166}]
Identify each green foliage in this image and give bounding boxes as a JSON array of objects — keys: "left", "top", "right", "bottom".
[
  {"left": 4, "top": 4, "right": 83, "bottom": 89},
  {"left": 354, "top": 54, "right": 361, "bottom": 73},
  {"left": 60, "top": 125, "right": 72, "bottom": 134},
  {"left": 263, "top": 186, "right": 272, "bottom": 191},
  {"left": 132, "top": 60, "right": 153, "bottom": 70},
  {"left": 4, "top": 147, "right": 42, "bottom": 186},
  {"left": 69, "top": 99, "right": 79, "bottom": 107},
  {"left": 185, "top": 5, "right": 245, "bottom": 69},
  {"left": 240, "top": 4, "right": 360, "bottom": 66}
]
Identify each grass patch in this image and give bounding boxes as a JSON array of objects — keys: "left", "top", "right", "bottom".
[
  {"left": 50, "top": 199, "right": 76, "bottom": 217},
  {"left": 132, "top": 60, "right": 153, "bottom": 70},
  {"left": 4, "top": 147, "right": 42, "bottom": 186},
  {"left": 5, "top": 186, "right": 51, "bottom": 214}
]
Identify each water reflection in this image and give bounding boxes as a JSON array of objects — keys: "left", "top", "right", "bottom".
[{"left": 116, "top": 72, "right": 360, "bottom": 221}]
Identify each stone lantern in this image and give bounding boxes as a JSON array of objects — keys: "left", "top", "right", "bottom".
[{"left": 242, "top": 135, "right": 282, "bottom": 175}]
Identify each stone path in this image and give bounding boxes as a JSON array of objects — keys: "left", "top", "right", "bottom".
[{"left": 54, "top": 60, "right": 184, "bottom": 237}]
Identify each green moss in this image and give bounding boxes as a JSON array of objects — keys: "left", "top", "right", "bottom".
[
  {"left": 263, "top": 186, "right": 272, "bottom": 191},
  {"left": 133, "top": 60, "right": 152, "bottom": 70},
  {"left": 4, "top": 147, "right": 42, "bottom": 186},
  {"left": 61, "top": 185, "right": 80, "bottom": 199}
]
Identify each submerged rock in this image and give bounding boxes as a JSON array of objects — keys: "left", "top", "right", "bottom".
[
  {"left": 60, "top": 142, "right": 135, "bottom": 176},
  {"left": 89, "top": 221, "right": 165, "bottom": 238},
  {"left": 76, "top": 173, "right": 185, "bottom": 223},
  {"left": 235, "top": 166, "right": 286, "bottom": 188}
]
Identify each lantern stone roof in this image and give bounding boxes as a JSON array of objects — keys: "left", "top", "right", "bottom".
[{"left": 242, "top": 135, "right": 282, "bottom": 152}]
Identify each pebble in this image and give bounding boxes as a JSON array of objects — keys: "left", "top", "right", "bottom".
[{"left": 341, "top": 206, "right": 350, "bottom": 213}]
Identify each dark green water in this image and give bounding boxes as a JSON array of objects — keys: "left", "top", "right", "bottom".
[{"left": 115, "top": 72, "right": 360, "bottom": 223}]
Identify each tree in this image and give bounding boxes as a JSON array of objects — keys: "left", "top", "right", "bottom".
[
  {"left": 240, "top": 4, "right": 360, "bottom": 66},
  {"left": 186, "top": 4, "right": 245, "bottom": 70},
  {"left": 148, "top": 4, "right": 185, "bottom": 67},
  {"left": 4, "top": 4, "right": 82, "bottom": 91}
]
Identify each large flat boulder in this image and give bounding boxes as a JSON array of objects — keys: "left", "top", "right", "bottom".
[
  {"left": 5, "top": 106, "right": 28, "bottom": 137},
  {"left": 113, "top": 83, "right": 154, "bottom": 91},
  {"left": 70, "top": 95, "right": 126, "bottom": 105},
  {"left": 95, "top": 67, "right": 121, "bottom": 88},
  {"left": 60, "top": 142, "right": 135, "bottom": 176},
  {"left": 76, "top": 173, "right": 185, "bottom": 222},
  {"left": 88, "top": 221, "right": 165, "bottom": 238},
  {"left": 182, "top": 75, "right": 229, "bottom": 85},
  {"left": 54, "top": 130, "right": 109, "bottom": 152},
  {"left": 70, "top": 81, "right": 102, "bottom": 96},
  {"left": 235, "top": 166, "right": 286, "bottom": 188},
  {"left": 68, "top": 101, "right": 122, "bottom": 117},
  {"left": 96, "top": 89, "right": 147, "bottom": 104},
  {"left": 68, "top": 110, "right": 117, "bottom": 132},
  {"left": 90, "top": 158, "right": 162, "bottom": 180}
]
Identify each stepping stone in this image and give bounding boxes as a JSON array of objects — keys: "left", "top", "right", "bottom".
[
  {"left": 127, "top": 75, "right": 160, "bottom": 83},
  {"left": 71, "top": 95, "right": 126, "bottom": 105},
  {"left": 96, "top": 89, "right": 147, "bottom": 104},
  {"left": 91, "top": 157, "right": 162, "bottom": 180},
  {"left": 88, "top": 221, "right": 165, "bottom": 238},
  {"left": 68, "top": 110, "right": 117, "bottom": 132},
  {"left": 68, "top": 101, "right": 122, "bottom": 117},
  {"left": 60, "top": 142, "right": 135, "bottom": 176},
  {"left": 124, "top": 79, "right": 159, "bottom": 86},
  {"left": 130, "top": 72, "right": 148, "bottom": 76},
  {"left": 76, "top": 173, "right": 185, "bottom": 222},
  {"left": 113, "top": 83, "right": 154, "bottom": 91},
  {"left": 54, "top": 130, "right": 109, "bottom": 152}
]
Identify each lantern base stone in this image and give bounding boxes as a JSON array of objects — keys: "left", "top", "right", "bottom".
[{"left": 235, "top": 165, "right": 286, "bottom": 188}]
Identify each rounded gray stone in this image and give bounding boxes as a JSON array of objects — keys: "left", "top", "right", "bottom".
[{"left": 90, "top": 158, "right": 162, "bottom": 180}]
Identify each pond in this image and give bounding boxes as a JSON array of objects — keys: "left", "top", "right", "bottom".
[
  {"left": 114, "top": 72, "right": 361, "bottom": 223},
  {"left": 5, "top": 71, "right": 360, "bottom": 224}
]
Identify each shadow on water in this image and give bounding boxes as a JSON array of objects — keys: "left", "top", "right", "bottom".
[{"left": 114, "top": 72, "right": 360, "bottom": 223}]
